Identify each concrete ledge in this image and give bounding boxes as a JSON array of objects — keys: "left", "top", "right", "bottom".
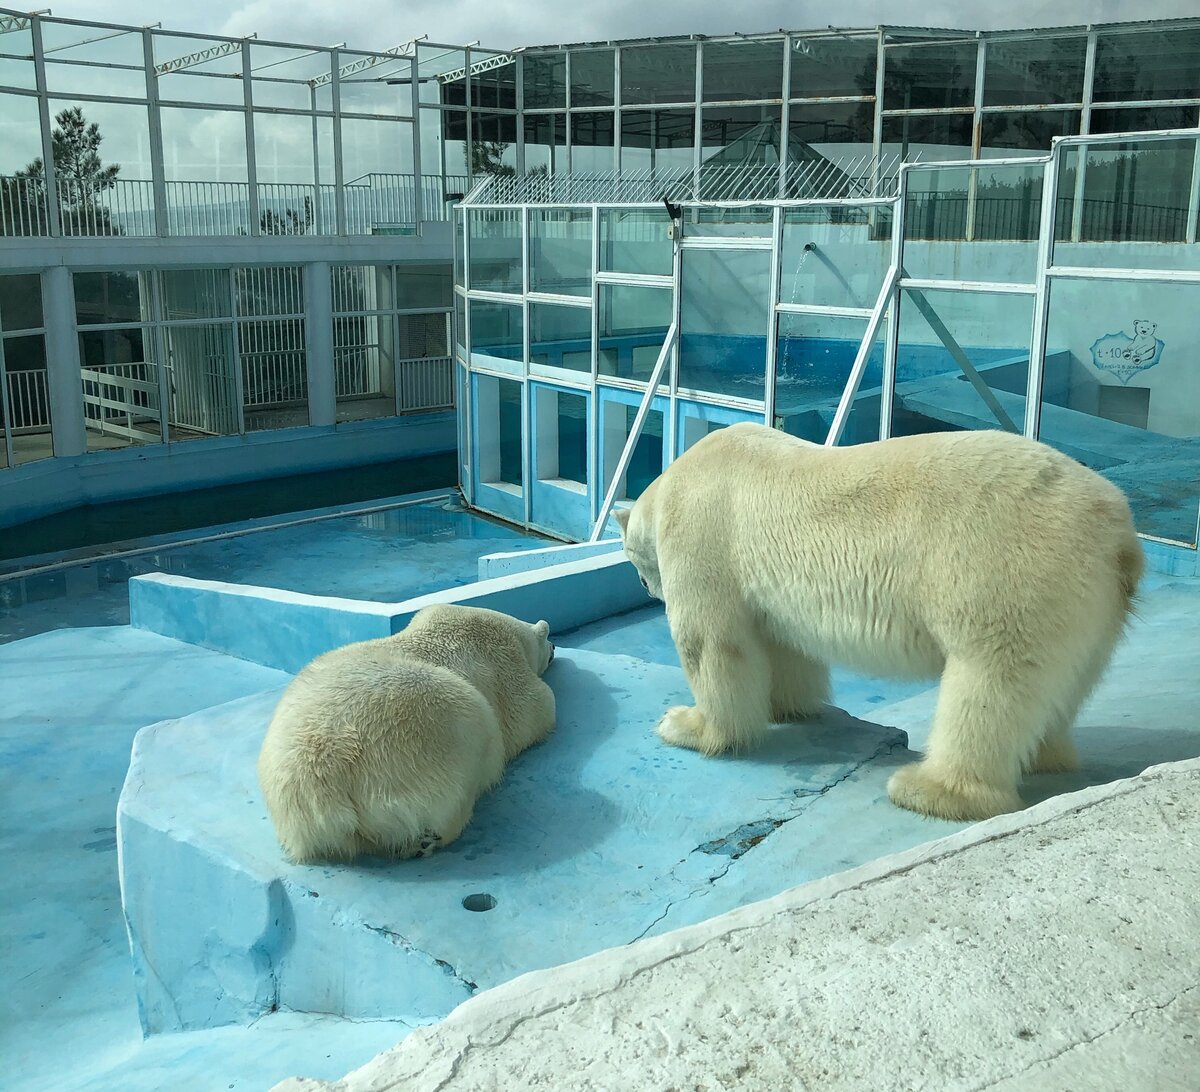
[
  {"left": 477, "top": 539, "right": 623, "bottom": 580},
  {"left": 130, "top": 552, "right": 653, "bottom": 674},
  {"left": 115, "top": 648, "right": 916, "bottom": 1035},
  {"left": 274, "top": 757, "right": 1200, "bottom": 1092}
]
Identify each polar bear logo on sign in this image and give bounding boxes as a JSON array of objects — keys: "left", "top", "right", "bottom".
[{"left": 1090, "top": 319, "right": 1163, "bottom": 384}]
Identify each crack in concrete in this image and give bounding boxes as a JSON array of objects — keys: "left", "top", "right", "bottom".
[
  {"left": 364, "top": 924, "right": 479, "bottom": 994},
  {"left": 970, "top": 982, "right": 1200, "bottom": 1092},
  {"left": 631, "top": 738, "right": 906, "bottom": 945}
]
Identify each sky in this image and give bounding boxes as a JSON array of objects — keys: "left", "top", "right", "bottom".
[{"left": 34, "top": 0, "right": 1200, "bottom": 53}]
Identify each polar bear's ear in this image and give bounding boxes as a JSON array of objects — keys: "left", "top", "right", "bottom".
[
  {"left": 612, "top": 508, "right": 631, "bottom": 535},
  {"left": 534, "top": 619, "right": 550, "bottom": 637}
]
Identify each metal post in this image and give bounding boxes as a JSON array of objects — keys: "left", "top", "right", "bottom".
[
  {"left": 1186, "top": 129, "right": 1200, "bottom": 244},
  {"left": 1025, "top": 157, "right": 1060, "bottom": 441},
  {"left": 143, "top": 28, "right": 169, "bottom": 237},
  {"left": 30, "top": 16, "right": 61, "bottom": 238},
  {"left": 147, "top": 272, "right": 170, "bottom": 441},
  {"left": 520, "top": 204, "right": 531, "bottom": 526},
  {"left": 693, "top": 41, "right": 703, "bottom": 202},
  {"left": 966, "top": 36, "right": 986, "bottom": 242},
  {"left": 411, "top": 54, "right": 424, "bottom": 224},
  {"left": 824, "top": 263, "right": 899, "bottom": 446},
  {"left": 779, "top": 35, "right": 792, "bottom": 200},
  {"left": 311, "top": 84, "right": 325, "bottom": 234},
  {"left": 331, "top": 48, "right": 346, "bottom": 235},
  {"left": 589, "top": 321, "right": 678, "bottom": 541},
  {"left": 1071, "top": 29, "right": 1097, "bottom": 243},
  {"left": 243, "top": 42, "right": 260, "bottom": 237},
  {"left": 879, "top": 168, "right": 906, "bottom": 440},
  {"left": 228, "top": 268, "right": 246, "bottom": 433},
  {"left": 764, "top": 204, "right": 783, "bottom": 427}
]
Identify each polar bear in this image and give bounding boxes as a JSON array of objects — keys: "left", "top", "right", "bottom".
[
  {"left": 257, "top": 604, "right": 556, "bottom": 863},
  {"left": 1124, "top": 320, "right": 1158, "bottom": 365},
  {"left": 614, "top": 424, "right": 1143, "bottom": 822}
]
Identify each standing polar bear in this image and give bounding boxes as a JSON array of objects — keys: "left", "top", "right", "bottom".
[
  {"left": 258, "top": 604, "right": 556, "bottom": 863},
  {"left": 614, "top": 424, "right": 1143, "bottom": 822}
]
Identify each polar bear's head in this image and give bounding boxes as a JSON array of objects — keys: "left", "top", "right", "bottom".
[
  {"left": 410, "top": 604, "right": 554, "bottom": 675},
  {"left": 613, "top": 490, "right": 662, "bottom": 601},
  {"left": 1132, "top": 319, "right": 1156, "bottom": 338}
]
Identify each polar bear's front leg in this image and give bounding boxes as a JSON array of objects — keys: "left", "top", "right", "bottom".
[{"left": 657, "top": 623, "right": 772, "bottom": 755}]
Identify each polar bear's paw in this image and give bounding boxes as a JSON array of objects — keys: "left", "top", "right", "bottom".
[
  {"left": 655, "top": 705, "right": 731, "bottom": 755},
  {"left": 887, "top": 762, "right": 1023, "bottom": 822},
  {"left": 414, "top": 830, "right": 444, "bottom": 857}
]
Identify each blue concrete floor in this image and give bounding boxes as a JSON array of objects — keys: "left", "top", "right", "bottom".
[{"left": 0, "top": 496, "right": 545, "bottom": 645}]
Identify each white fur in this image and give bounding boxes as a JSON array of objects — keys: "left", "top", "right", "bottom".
[
  {"left": 257, "top": 604, "right": 556, "bottom": 863},
  {"left": 615, "top": 424, "right": 1143, "bottom": 822}
]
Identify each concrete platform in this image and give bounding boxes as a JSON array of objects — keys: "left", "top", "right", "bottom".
[
  {"left": 118, "top": 647, "right": 930, "bottom": 1035},
  {"left": 274, "top": 756, "right": 1200, "bottom": 1092}
]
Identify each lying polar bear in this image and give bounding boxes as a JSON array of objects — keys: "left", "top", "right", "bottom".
[
  {"left": 614, "top": 424, "right": 1143, "bottom": 822},
  {"left": 258, "top": 604, "right": 556, "bottom": 863}
]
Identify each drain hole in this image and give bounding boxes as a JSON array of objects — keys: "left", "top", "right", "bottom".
[{"left": 462, "top": 893, "right": 497, "bottom": 912}]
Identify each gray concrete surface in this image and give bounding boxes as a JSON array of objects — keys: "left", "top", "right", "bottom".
[{"left": 274, "top": 757, "right": 1200, "bottom": 1092}]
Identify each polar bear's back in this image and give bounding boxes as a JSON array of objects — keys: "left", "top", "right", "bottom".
[{"left": 656, "top": 424, "right": 1140, "bottom": 674}]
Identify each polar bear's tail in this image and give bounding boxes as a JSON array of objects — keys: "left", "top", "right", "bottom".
[{"left": 1117, "top": 534, "right": 1145, "bottom": 620}]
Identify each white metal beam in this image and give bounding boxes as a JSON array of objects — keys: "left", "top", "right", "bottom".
[
  {"left": 311, "top": 39, "right": 424, "bottom": 88},
  {"left": 436, "top": 51, "right": 514, "bottom": 85},
  {"left": 155, "top": 37, "right": 254, "bottom": 75}
]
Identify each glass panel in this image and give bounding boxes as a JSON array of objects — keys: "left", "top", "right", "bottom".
[
  {"left": 892, "top": 288, "right": 1032, "bottom": 438},
  {"left": 154, "top": 34, "right": 245, "bottom": 107},
  {"left": 980, "top": 110, "right": 1080, "bottom": 154},
  {"left": 904, "top": 163, "right": 1045, "bottom": 273},
  {"left": 883, "top": 40, "right": 977, "bottom": 110},
  {"left": 1041, "top": 277, "right": 1200, "bottom": 546},
  {"left": 523, "top": 53, "right": 567, "bottom": 109},
  {"left": 339, "top": 55, "right": 411, "bottom": 116},
  {"left": 0, "top": 26, "right": 36, "bottom": 91},
  {"left": 161, "top": 323, "right": 239, "bottom": 438},
  {"left": 570, "top": 49, "right": 614, "bottom": 108},
  {"left": 41, "top": 20, "right": 146, "bottom": 99},
  {"left": 160, "top": 268, "right": 232, "bottom": 321},
  {"left": 46, "top": 101, "right": 154, "bottom": 237},
  {"left": 780, "top": 207, "right": 893, "bottom": 309},
  {"left": 1093, "top": 27, "right": 1200, "bottom": 103},
  {"left": 340, "top": 117, "right": 414, "bottom": 178},
  {"left": 74, "top": 271, "right": 144, "bottom": 325},
  {"left": 788, "top": 102, "right": 875, "bottom": 163},
  {"left": 1053, "top": 138, "right": 1200, "bottom": 256},
  {"left": 249, "top": 45, "right": 332, "bottom": 111},
  {"left": 529, "top": 208, "right": 592, "bottom": 297},
  {"left": 702, "top": 40, "right": 785, "bottom": 103},
  {"left": 599, "top": 208, "right": 673, "bottom": 276},
  {"left": 332, "top": 264, "right": 386, "bottom": 314},
  {"left": 335, "top": 312, "right": 396, "bottom": 423},
  {"left": 551, "top": 389, "right": 588, "bottom": 485},
  {"left": 982, "top": 36, "right": 1087, "bottom": 107},
  {"left": 239, "top": 318, "right": 308, "bottom": 431},
  {"left": 622, "top": 404, "right": 663, "bottom": 500},
  {"left": 393, "top": 262, "right": 452, "bottom": 309},
  {"left": 880, "top": 112, "right": 973, "bottom": 163},
  {"left": 692, "top": 206, "right": 773, "bottom": 238},
  {"left": 598, "top": 284, "right": 671, "bottom": 382},
  {"left": 622, "top": 44, "right": 696, "bottom": 106},
  {"left": 469, "top": 299, "right": 523, "bottom": 370},
  {"left": 620, "top": 110, "right": 695, "bottom": 175},
  {"left": 0, "top": 273, "right": 43, "bottom": 332},
  {"left": 678, "top": 248, "right": 771, "bottom": 400},
  {"left": 470, "top": 56, "right": 517, "bottom": 111},
  {"left": 477, "top": 373, "right": 523, "bottom": 487},
  {"left": 3, "top": 333, "right": 53, "bottom": 464},
  {"left": 0, "top": 92, "right": 48, "bottom": 236},
  {"left": 700, "top": 104, "right": 781, "bottom": 199},
  {"left": 790, "top": 35, "right": 878, "bottom": 99},
  {"left": 255, "top": 113, "right": 317, "bottom": 235},
  {"left": 570, "top": 112, "right": 614, "bottom": 173},
  {"left": 439, "top": 109, "right": 469, "bottom": 179},
  {"left": 524, "top": 113, "right": 566, "bottom": 175},
  {"left": 160, "top": 106, "right": 249, "bottom": 235},
  {"left": 469, "top": 112, "right": 516, "bottom": 178},
  {"left": 78, "top": 325, "right": 160, "bottom": 451},
  {"left": 396, "top": 313, "right": 451, "bottom": 413},
  {"left": 774, "top": 313, "right": 883, "bottom": 446},
  {"left": 529, "top": 302, "right": 591, "bottom": 373},
  {"left": 455, "top": 294, "right": 466, "bottom": 353},
  {"left": 469, "top": 209, "right": 522, "bottom": 294},
  {"left": 1088, "top": 105, "right": 1200, "bottom": 136}
]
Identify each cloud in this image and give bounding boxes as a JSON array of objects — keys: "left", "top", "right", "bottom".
[{"left": 48, "top": 0, "right": 1200, "bottom": 55}]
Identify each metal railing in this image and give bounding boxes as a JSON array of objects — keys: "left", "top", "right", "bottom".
[
  {"left": 398, "top": 355, "right": 453, "bottom": 411},
  {"left": 588, "top": 322, "right": 678, "bottom": 542},
  {"left": 0, "top": 172, "right": 470, "bottom": 238},
  {"left": 6, "top": 369, "right": 52, "bottom": 432}
]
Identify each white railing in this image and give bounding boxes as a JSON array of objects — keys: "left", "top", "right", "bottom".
[
  {"left": 335, "top": 343, "right": 384, "bottom": 398},
  {"left": 0, "top": 172, "right": 469, "bottom": 237},
  {"left": 398, "top": 356, "right": 453, "bottom": 411},
  {"left": 80, "top": 362, "right": 161, "bottom": 442},
  {"left": 6, "top": 369, "right": 51, "bottom": 433}
]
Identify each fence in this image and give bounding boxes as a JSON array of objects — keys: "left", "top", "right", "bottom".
[{"left": 6, "top": 369, "right": 51, "bottom": 432}]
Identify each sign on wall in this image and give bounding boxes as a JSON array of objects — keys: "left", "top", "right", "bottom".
[{"left": 1089, "top": 320, "right": 1164, "bottom": 385}]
